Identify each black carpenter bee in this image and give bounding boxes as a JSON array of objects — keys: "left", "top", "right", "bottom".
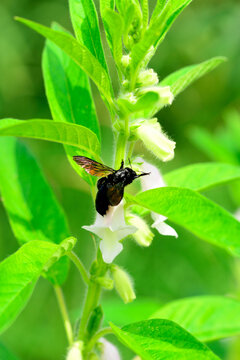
[{"left": 73, "top": 156, "right": 150, "bottom": 216}]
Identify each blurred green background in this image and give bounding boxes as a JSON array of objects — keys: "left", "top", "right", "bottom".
[{"left": 0, "top": 0, "right": 240, "bottom": 359}]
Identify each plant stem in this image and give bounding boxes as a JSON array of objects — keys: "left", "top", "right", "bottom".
[
  {"left": 68, "top": 251, "right": 90, "bottom": 286},
  {"left": 85, "top": 327, "right": 113, "bottom": 353},
  {"left": 54, "top": 285, "right": 73, "bottom": 345},
  {"left": 78, "top": 280, "right": 102, "bottom": 341}
]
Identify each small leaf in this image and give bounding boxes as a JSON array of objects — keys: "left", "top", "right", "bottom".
[
  {"left": 151, "top": 296, "right": 240, "bottom": 342},
  {"left": 151, "top": 0, "right": 167, "bottom": 24},
  {"left": 42, "top": 23, "right": 100, "bottom": 185},
  {"left": 110, "top": 319, "right": 219, "bottom": 359},
  {"left": 140, "top": 0, "right": 149, "bottom": 31},
  {"left": 127, "top": 187, "right": 240, "bottom": 257},
  {"left": 160, "top": 56, "right": 226, "bottom": 99},
  {"left": 130, "top": 0, "right": 192, "bottom": 83},
  {"left": 164, "top": 163, "right": 240, "bottom": 191},
  {"left": 69, "top": 0, "right": 108, "bottom": 73},
  {"left": 15, "top": 17, "right": 113, "bottom": 107},
  {"left": 0, "top": 118, "right": 101, "bottom": 161},
  {"left": 100, "top": 0, "right": 115, "bottom": 13},
  {"left": 101, "top": 9, "right": 123, "bottom": 69},
  {"left": 0, "top": 239, "right": 75, "bottom": 334},
  {"left": 0, "top": 137, "right": 71, "bottom": 284}
]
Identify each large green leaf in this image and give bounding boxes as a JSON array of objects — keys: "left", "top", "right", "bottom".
[
  {"left": 0, "top": 137, "right": 71, "bottom": 284},
  {"left": 111, "top": 319, "right": 219, "bottom": 359},
  {"left": 164, "top": 163, "right": 240, "bottom": 191},
  {"left": 0, "top": 238, "right": 76, "bottom": 334},
  {"left": 130, "top": 0, "right": 192, "bottom": 83},
  {"left": 69, "top": 0, "right": 108, "bottom": 72},
  {"left": 160, "top": 57, "right": 226, "bottom": 98},
  {"left": 42, "top": 23, "right": 100, "bottom": 185},
  {"left": 151, "top": 296, "right": 240, "bottom": 342},
  {"left": 0, "top": 119, "right": 101, "bottom": 161},
  {"left": 127, "top": 187, "right": 240, "bottom": 257},
  {"left": 15, "top": 17, "right": 113, "bottom": 107}
]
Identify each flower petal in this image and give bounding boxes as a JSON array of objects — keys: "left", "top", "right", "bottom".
[
  {"left": 152, "top": 218, "right": 178, "bottom": 237},
  {"left": 99, "top": 232, "right": 123, "bottom": 263}
]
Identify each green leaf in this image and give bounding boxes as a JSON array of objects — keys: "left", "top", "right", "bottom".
[
  {"left": 160, "top": 56, "right": 226, "bottom": 98},
  {"left": 127, "top": 187, "right": 240, "bottom": 257},
  {"left": 69, "top": 0, "right": 108, "bottom": 73},
  {"left": 189, "top": 127, "right": 239, "bottom": 164},
  {"left": 15, "top": 17, "right": 113, "bottom": 107},
  {"left": 0, "top": 238, "right": 76, "bottom": 334},
  {"left": 130, "top": 0, "right": 192, "bottom": 83},
  {"left": 100, "top": 0, "right": 115, "bottom": 13},
  {"left": 151, "top": 0, "right": 167, "bottom": 24},
  {"left": 164, "top": 163, "right": 240, "bottom": 191},
  {"left": 110, "top": 319, "right": 219, "bottom": 359},
  {"left": 101, "top": 9, "right": 123, "bottom": 69},
  {"left": 0, "top": 343, "right": 19, "bottom": 360},
  {"left": 102, "top": 298, "right": 162, "bottom": 326},
  {"left": 42, "top": 23, "right": 100, "bottom": 186},
  {"left": 0, "top": 119, "right": 101, "bottom": 161},
  {"left": 0, "top": 137, "right": 71, "bottom": 284},
  {"left": 140, "top": 0, "right": 149, "bottom": 31},
  {"left": 151, "top": 296, "right": 240, "bottom": 342}
]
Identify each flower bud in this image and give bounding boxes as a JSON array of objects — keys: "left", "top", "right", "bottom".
[
  {"left": 135, "top": 118, "right": 175, "bottom": 162},
  {"left": 99, "top": 338, "right": 121, "bottom": 360},
  {"left": 136, "top": 69, "right": 159, "bottom": 87},
  {"left": 121, "top": 54, "right": 131, "bottom": 69},
  {"left": 95, "top": 276, "right": 114, "bottom": 290},
  {"left": 138, "top": 86, "right": 174, "bottom": 107},
  {"left": 111, "top": 265, "right": 136, "bottom": 304},
  {"left": 66, "top": 341, "right": 83, "bottom": 360},
  {"left": 126, "top": 213, "right": 154, "bottom": 247}
]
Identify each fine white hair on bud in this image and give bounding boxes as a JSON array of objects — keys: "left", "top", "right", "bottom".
[
  {"left": 66, "top": 341, "right": 83, "bottom": 360},
  {"left": 126, "top": 212, "right": 154, "bottom": 247},
  {"left": 138, "top": 85, "right": 174, "bottom": 107},
  {"left": 135, "top": 119, "right": 176, "bottom": 162},
  {"left": 136, "top": 69, "right": 159, "bottom": 87},
  {"left": 111, "top": 265, "right": 136, "bottom": 304}
]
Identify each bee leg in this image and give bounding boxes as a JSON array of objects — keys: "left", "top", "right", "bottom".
[
  {"left": 120, "top": 160, "right": 124, "bottom": 170},
  {"left": 95, "top": 186, "right": 110, "bottom": 216}
]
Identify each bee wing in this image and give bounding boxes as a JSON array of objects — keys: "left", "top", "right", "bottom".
[
  {"left": 107, "top": 183, "right": 124, "bottom": 206},
  {"left": 73, "top": 156, "right": 115, "bottom": 177}
]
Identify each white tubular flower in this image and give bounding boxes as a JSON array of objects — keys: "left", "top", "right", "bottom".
[
  {"left": 126, "top": 212, "right": 154, "bottom": 247},
  {"left": 66, "top": 341, "right": 83, "bottom": 360},
  {"left": 100, "top": 338, "right": 121, "bottom": 360},
  {"left": 136, "top": 158, "right": 178, "bottom": 238},
  {"left": 82, "top": 202, "right": 137, "bottom": 263},
  {"left": 135, "top": 119, "right": 175, "bottom": 162}
]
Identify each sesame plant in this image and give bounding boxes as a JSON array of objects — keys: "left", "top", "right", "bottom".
[{"left": 1, "top": 0, "right": 240, "bottom": 359}]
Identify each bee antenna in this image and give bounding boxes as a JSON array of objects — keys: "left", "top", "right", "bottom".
[{"left": 135, "top": 172, "right": 150, "bottom": 178}]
